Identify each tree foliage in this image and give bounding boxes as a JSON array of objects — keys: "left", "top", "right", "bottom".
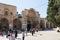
[{"left": 47, "top": 0, "right": 60, "bottom": 27}]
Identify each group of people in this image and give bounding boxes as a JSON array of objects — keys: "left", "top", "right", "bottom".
[
  {"left": 6, "top": 29, "right": 18, "bottom": 40},
  {"left": 31, "top": 28, "right": 35, "bottom": 36},
  {"left": 0, "top": 28, "right": 38, "bottom": 40},
  {"left": 7, "top": 29, "right": 25, "bottom": 40}
]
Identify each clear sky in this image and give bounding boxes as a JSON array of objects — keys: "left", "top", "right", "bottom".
[{"left": 0, "top": 0, "right": 48, "bottom": 18}]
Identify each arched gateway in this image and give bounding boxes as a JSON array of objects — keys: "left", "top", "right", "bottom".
[
  {"left": 0, "top": 18, "right": 9, "bottom": 31},
  {"left": 27, "top": 21, "right": 31, "bottom": 31},
  {"left": 13, "top": 19, "right": 22, "bottom": 30}
]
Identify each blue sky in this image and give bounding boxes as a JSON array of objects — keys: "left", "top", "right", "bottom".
[{"left": 0, "top": 0, "right": 48, "bottom": 18}]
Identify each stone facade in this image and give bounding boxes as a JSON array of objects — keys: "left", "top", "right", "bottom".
[
  {"left": 21, "top": 8, "right": 40, "bottom": 30},
  {"left": 36, "top": 12, "right": 40, "bottom": 28},
  {"left": 0, "top": 3, "right": 53, "bottom": 30},
  {"left": 40, "top": 18, "right": 54, "bottom": 29},
  {"left": 0, "top": 3, "right": 17, "bottom": 30}
]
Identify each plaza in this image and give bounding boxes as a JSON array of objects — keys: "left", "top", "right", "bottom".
[
  {"left": 0, "top": 28, "right": 60, "bottom": 40},
  {"left": 0, "top": 0, "right": 60, "bottom": 40}
]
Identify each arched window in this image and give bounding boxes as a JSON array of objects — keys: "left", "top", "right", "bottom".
[
  {"left": 5, "top": 11, "right": 8, "bottom": 16},
  {"left": 10, "top": 12, "right": 13, "bottom": 15},
  {"left": 4, "top": 8, "right": 9, "bottom": 16}
]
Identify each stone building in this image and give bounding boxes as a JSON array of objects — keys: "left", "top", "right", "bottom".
[
  {"left": 0, "top": 3, "right": 21, "bottom": 30},
  {"left": 0, "top": 3, "right": 53, "bottom": 31},
  {"left": 40, "top": 18, "right": 54, "bottom": 29},
  {"left": 36, "top": 11, "right": 40, "bottom": 28},
  {"left": 21, "top": 8, "right": 40, "bottom": 31}
]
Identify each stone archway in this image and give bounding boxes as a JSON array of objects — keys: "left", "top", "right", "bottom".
[
  {"left": 27, "top": 20, "right": 32, "bottom": 31},
  {"left": 0, "top": 18, "right": 9, "bottom": 31},
  {"left": 46, "top": 23, "right": 49, "bottom": 28},
  {"left": 13, "top": 19, "right": 22, "bottom": 30}
]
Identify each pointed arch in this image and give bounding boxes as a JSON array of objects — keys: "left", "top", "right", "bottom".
[
  {"left": 13, "top": 18, "right": 22, "bottom": 30},
  {"left": 0, "top": 18, "right": 9, "bottom": 30}
]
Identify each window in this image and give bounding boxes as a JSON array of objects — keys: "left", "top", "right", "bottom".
[
  {"left": 11, "top": 12, "right": 13, "bottom": 15},
  {"left": 5, "top": 11, "right": 8, "bottom": 16}
]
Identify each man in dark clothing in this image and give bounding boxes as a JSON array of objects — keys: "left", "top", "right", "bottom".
[
  {"left": 22, "top": 31, "right": 25, "bottom": 40},
  {"left": 31, "top": 28, "right": 35, "bottom": 36},
  {"left": 15, "top": 30, "right": 18, "bottom": 38}
]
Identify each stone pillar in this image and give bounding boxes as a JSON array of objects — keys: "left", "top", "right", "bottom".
[
  {"left": 9, "top": 23, "right": 13, "bottom": 30},
  {"left": 48, "top": 22, "right": 50, "bottom": 28},
  {"left": 22, "top": 24, "right": 27, "bottom": 30},
  {"left": 9, "top": 20, "right": 13, "bottom": 30},
  {"left": 44, "top": 19, "right": 46, "bottom": 29},
  {"left": 50, "top": 23, "right": 53, "bottom": 28},
  {"left": 44, "top": 19, "right": 47, "bottom": 28},
  {"left": 22, "top": 18, "right": 27, "bottom": 30}
]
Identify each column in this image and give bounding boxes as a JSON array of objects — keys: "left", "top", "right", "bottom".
[
  {"left": 9, "top": 20, "right": 13, "bottom": 30},
  {"left": 48, "top": 22, "right": 50, "bottom": 28},
  {"left": 22, "top": 18, "right": 27, "bottom": 30},
  {"left": 45, "top": 21, "right": 46, "bottom": 29},
  {"left": 52, "top": 23, "right": 53, "bottom": 28},
  {"left": 44, "top": 19, "right": 47, "bottom": 29}
]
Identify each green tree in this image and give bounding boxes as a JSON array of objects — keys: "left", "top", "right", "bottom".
[{"left": 47, "top": 0, "right": 60, "bottom": 27}]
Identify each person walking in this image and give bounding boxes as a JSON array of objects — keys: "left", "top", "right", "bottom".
[
  {"left": 26, "top": 28, "right": 27, "bottom": 36},
  {"left": 22, "top": 31, "right": 25, "bottom": 40},
  {"left": 36, "top": 28, "right": 38, "bottom": 32},
  {"left": 31, "top": 28, "right": 35, "bottom": 36},
  {"left": 15, "top": 30, "right": 18, "bottom": 38},
  {"left": 31, "top": 29, "right": 34, "bottom": 36},
  {"left": 6, "top": 31, "right": 10, "bottom": 38},
  {"left": 8, "top": 32, "right": 15, "bottom": 40}
]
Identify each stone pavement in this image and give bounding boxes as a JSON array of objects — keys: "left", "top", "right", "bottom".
[
  {"left": 0, "top": 29, "right": 60, "bottom": 40},
  {"left": 24, "top": 30, "right": 60, "bottom": 40}
]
